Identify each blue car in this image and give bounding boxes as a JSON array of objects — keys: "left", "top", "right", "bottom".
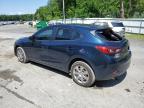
[{"left": 14, "top": 24, "right": 131, "bottom": 87}]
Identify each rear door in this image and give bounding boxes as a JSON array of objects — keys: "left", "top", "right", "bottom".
[{"left": 46, "top": 27, "right": 81, "bottom": 71}]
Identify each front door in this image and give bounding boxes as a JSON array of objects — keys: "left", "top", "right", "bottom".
[{"left": 29, "top": 27, "right": 55, "bottom": 64}]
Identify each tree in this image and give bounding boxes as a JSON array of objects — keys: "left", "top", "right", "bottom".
[
  {"left": 34, "top": 0, "right": 144, "bottom": 21},
  {"left": 120, "top": 0, "right": 125, "bottom": 18},
  {"left": 35, "top": 0, "right": 62, "bottom": 21}
]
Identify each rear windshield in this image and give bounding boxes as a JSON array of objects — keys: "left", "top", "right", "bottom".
[
  {"left": 90, "top": 28, "right": 123, "bottom": 41},
  {"left": 111, "top": 22, "right": 124, "bottom": 27}
]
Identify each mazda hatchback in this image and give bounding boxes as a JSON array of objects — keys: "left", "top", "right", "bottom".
[{"left": 14, "top": 24, "right": 131, "bottom": 87}]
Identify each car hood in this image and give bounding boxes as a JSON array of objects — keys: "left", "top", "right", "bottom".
[{"left": 15, "top": 36, "right": 30, "bottom": 44}]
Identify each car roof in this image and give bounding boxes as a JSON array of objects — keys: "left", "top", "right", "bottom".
[{"left": 49, "top": 24, "right": 108, "bottom": 31}]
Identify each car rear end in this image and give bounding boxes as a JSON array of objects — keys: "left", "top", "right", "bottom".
[{"left": 89, "top": 28, "right": 131, "bottom": 80}]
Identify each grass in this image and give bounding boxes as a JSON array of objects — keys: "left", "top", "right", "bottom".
[{"left": 126, "top": 33, "right": 144, "bottom": 40}]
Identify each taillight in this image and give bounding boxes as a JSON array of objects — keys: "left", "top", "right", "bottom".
[{"left": 96, "top": 46, "right": 121, "bottom": 55}]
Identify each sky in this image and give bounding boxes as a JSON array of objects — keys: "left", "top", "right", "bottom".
[{"left": 0, "top": 0, "right": 48, "bottom": 15}]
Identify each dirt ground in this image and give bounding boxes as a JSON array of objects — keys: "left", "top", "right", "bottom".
[{"left": 0, "top": 24, "right": 144, "bottom": 108}]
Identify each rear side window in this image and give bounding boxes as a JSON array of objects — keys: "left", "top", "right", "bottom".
[
  {"left": 56, "top": 28, "right": 80, "bottom": 40},
  {"left": 90, "top": 28, "right": 122, "bottom": 41},
  {"left": 111, "top": 22, "right": 124, "bottom": 27}
]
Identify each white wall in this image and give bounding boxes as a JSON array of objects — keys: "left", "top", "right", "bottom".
[{"left": 50, "top": 18, "right": 144, "bottom": 34}]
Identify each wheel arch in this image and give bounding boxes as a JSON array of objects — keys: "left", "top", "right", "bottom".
[
  {"left": 14, "top": 45, "right": 20, "bottom": 56},
  {"left": 68, "top": 57, "right": 94, "bottom": 73}
]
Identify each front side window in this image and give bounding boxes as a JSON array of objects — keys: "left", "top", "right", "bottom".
[
  {"left": 35, "top": 28, "right": 54, "bottom": 40},
  {"left": 56, "top": 28, "right": 80, "bottom": 40}
]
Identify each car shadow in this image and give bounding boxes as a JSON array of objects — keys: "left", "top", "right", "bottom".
[
  {"left": 94, "top": 72, "right": 127, "bottom": 88},
  {"left": 30, "top": 62, "right": 71, "bottom": 78},
  {"left": 30, "top": 62, "right": 127, "bottom": 88}
]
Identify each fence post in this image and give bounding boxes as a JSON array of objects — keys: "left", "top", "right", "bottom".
[{"left": 139, "top": 20, "right": 143, "bottom": 34}]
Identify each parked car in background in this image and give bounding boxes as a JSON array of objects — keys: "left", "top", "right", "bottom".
[
  {"left": 2, "top": 22, "right": 7, "bottom": 25},
  {"left": 92, "top": 21, "right": 125, "bottom": 37},
  {"left": 28, "top": 21, "right": 33, "bottom": 26},
  {"left": 14, "top": 24, "right": 131, "bottom": 87},
  {"left": 19, "top": 21, "right": 25, "bottom": 24}
]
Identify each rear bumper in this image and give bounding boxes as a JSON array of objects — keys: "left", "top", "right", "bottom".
[{"left": 93, "top": 51, "right": 131, "bottom": 80}]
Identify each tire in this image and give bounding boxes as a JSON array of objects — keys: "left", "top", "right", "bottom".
[
  {"left": 16, "top": 47, "right": 28, "bottom": 63},
  {"left": 70, "top": 61, "right": 96, "bottom": 87}
]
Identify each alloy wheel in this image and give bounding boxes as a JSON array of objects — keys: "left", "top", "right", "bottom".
[{"left": 73, "top": 65, "right": 89, "bottom": 84}]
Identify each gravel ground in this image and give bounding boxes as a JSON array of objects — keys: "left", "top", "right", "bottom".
[{"left": 0, "top": 24, "right": 144, "bottom": 108}]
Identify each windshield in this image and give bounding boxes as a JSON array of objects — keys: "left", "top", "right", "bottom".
[
  {"left": 90, "top": 28, "right": 122, "bottom": 41},
  {"left": 111, "top": 22, "right": 124, "bottom": 27}
]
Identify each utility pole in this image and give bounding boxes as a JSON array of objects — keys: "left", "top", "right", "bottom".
[{"left": 63, "top": 0, "right": 66, "bottom": 23}]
